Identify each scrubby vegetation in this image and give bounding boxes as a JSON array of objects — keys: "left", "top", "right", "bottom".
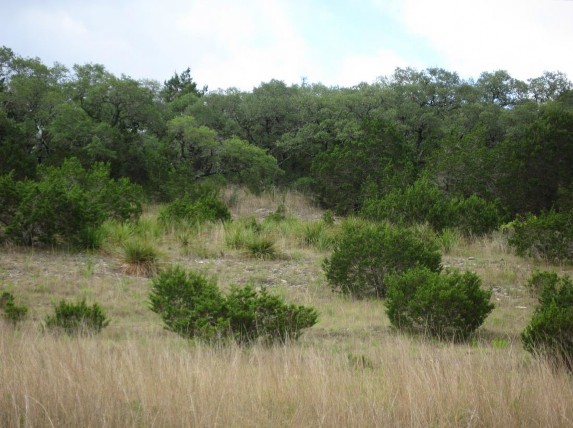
[
  {"left": 323, "top": 220, "right": 442, "bottom": 298},
  {"left": 0, "top": 291, "right": 28, "bottom": 325},
  {"left": 385, "top": 267, "right": 494, "bottom": 340},
  {"left": 149, "top": 266, "right": 318, "bottom": 344},
  {"left": 1, "top": 46, "right": 573, "bottom": 425},
  {"left": 509, "top": 210, "right": 573, "bottom": 263},
  {"left": 521, "top": 271, "right": 573, "bottom": 369},
  {"left": 0, "top": 158, "right": 142, "bottom": 248},
  {"left": 44, "top": 299, "right": 110, "bottom": 336},
  {"left": 361, "top": 177, "right": 503, "bottom": 236}
]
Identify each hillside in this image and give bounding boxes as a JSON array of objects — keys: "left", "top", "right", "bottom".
[{"left": 1, "top": 189, "right": 572, "bottom": 427}]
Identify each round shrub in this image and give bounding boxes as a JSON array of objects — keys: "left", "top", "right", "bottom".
[
  {"left": 149, "top": 266, "right": 227, "bottom": 341},
  {"left": 323, "top": 220, "right": 442, "bottom": 298},
  {"left": 525, "top": 270, "right": 560, "bottom": 297},
  {"left": 361, "top": 177, "right": 453, "bottom": 231},
  {"left": 149, "top": 266, "right": 318, "bottom": 344},
  {"left": 509, "top": 210, "right": 573, "bottom": 263},
  {"left": 385, "top": 267, "right": 494, "bottom": 340},
  {"left": 225, "top": 285, "right": 318, "bottom": 344},
  {"left": 450, "top": 195, "right": 503, "bottom": 236},
  {"left": 521, "top": 272, "right": 573, "bottom": 369}
]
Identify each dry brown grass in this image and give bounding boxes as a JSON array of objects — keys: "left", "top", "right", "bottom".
[
  {"left": 224, "top": 186, "right": 324, "bottom": 221},
  {"left": 1, "top": 328, "right": 572, "bottom": 427},
  {"left": 1, "top": 188, "right": 573, "bottom": 427}
]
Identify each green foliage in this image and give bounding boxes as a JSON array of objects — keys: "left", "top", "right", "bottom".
[
  {"left": 521, "top": 272, "right": 573, "bottom": 369},
  {"left": 362, "top": 177, "right": 453, "bottom": 230},
  {"left": 0, "top": 292, "right": 28, "bottom": 325},
  {"left": 245, "top": 236, "right": 277, "bottom": 260},
  {"left": 525, "top": 271, "right": 560, "bottom": 297},
  {"left": 159, "top": 194, "right": 231, "bottom": 227},
  {"left": 0, "top": 158, "right": 142, "bottom": 248},
  {"left": 322, "top": 210, "right": 335, "bottom": 226},
  {"left": 385, "top": 267, "right": 494, "bottom": 340},
  {"left": 150, "top": 267, "right": 228, "bottom": 341},
  {"left": 508, "top": 210, "right": 573, "bottom": 262},
  {"left": 310, "top": 118, "right": 414, "bottom": 214},
  {"left": 149, "top": 266, "right": 318, "bottom": 344},
  {"left": 361, "top": 177, "right": 502, "bottom": 236},
  {"left": 450, "top": 194, "right": 503, "bottom": 236},
  {"left": 45, "top": 299, "right": 110, "bottom": 336},
  {"left": 225, "top": 285, "right": 318, "bottom": 344},
  {"left": 323, "top": 220, "right": 442, "bottom": 298},
  {"left": 265, "top": 203, "right": 287, "bottom": 222},
  {"left": 3, "top": 47, "right": 573, "bottom": 222},
  {"left": 300, "top": 221, "right": 338, "bottom": 251}
]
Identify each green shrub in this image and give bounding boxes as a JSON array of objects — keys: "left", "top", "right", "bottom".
[
  {"left": 149, "top": 266, "right": 318, "bottom": 344},
  {"left": 323, "top": 220, "right": 442, "bottom": 298},
  {"left": 525, "top": 270, "right": 560, "bottom": 297},
  {"left": 159, "top": 194, "right": 231, "bottom": 227},
  {"left": 362, "top": 177, "right": 453, "bottom": 230},
  {"left": 0, "top": 292, "right": 28, "bottom": 325},
  {"left": 0, "top": 158, "right": 142, "bottom": 248},
  {"left": 361, "top": 177, "right": 502, "bottom": 236},
  {"left": 451, "top": 195, "right": 502, "bottom": 236},
  {"left": 509, "top": 210, "right": 573, "bottom": 262},
  {"left": 521, "top": 272, "right": 573, "bottom": 369},
  {"left": 45, "top": 299, "right": 110, "bottom": 336},
  {"left": 225, "top": 285, "right": 318, "bottom": 344},
  {"left": 150, "top": 267, "right": 227, "bottom": 341},
  {"left": 385, "top": 267, "right": 494, "bottom": 340}
]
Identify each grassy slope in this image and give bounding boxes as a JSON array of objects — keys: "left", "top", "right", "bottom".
[{"left": 1, "top": 188, "right": 572, "bottom": 427}]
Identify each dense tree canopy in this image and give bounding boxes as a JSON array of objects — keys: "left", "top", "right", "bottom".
[{"left": 1, "top": 45, "right": 572, "bottom": 220}]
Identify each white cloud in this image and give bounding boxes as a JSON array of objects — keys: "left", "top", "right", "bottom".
[
  {"left": 174, "top": 0, "right": 312, "bottom": 89},
  {"left": 400, "top": 0, "right": 573, "bottom": 80},
  {"left": 335, "top": 49, "right": 411, "bottom": 87},
  {"left": 3, "top": 0, "right": 572, "bottom": 90}
]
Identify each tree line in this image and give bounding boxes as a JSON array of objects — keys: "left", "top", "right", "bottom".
[{"left": 1, "top": 45, "right": 572, "bottom": 218}]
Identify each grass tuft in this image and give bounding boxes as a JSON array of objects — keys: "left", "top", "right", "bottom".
[{"left": 120, "top": 239, "right": 160, "bottom": 277}]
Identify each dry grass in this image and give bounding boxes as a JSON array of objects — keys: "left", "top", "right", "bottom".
[
  {"left": 224, "top": 186, "right": 324, "bottom": 221},
  {"left": 1, "top": 187, "right": 573, "bottom": 427},
  {"left": 1, "top": 328, "right": 572, "bottom": 427}
]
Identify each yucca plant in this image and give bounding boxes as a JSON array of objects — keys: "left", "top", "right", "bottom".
[
  {"left": 246, "top": 236, "right": 277, "bottom": 260},
  {"left": 121, "top": 239, "right": 160, "bottom": 277}
]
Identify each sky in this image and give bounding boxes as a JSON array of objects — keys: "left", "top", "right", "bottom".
[{"left": 2, "top": 0, "right": 573, "bottom": 91}]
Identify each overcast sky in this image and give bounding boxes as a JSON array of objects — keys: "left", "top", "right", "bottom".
[{"left": 2, "top": 0, "right": 573, "bottom": 90}]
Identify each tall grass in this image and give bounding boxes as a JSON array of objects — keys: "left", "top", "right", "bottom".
[
  {"left": 1, "top": 329, "right": 572, "bottom": 427},
  {"left": 2, "top": 187, "right": 573, "bottom": 426}
]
